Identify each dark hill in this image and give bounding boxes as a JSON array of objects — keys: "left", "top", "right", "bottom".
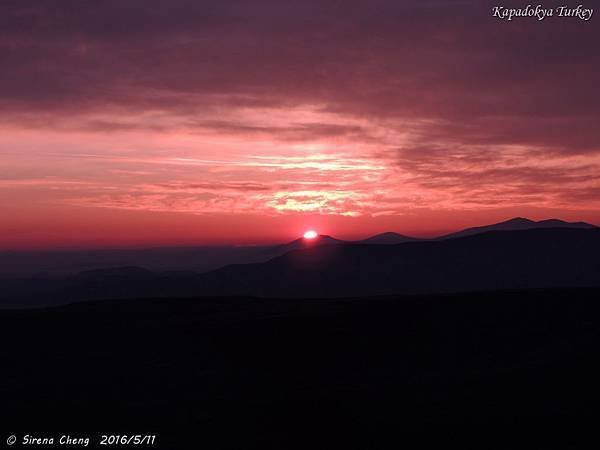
[
  {"left": 197, "top": 228, "right": 600, "bottom": 298},
  {"left": 271, "top": 234, "right": 345, "bottom": 252},
  {"left": 439, "top": 217, "right": 596, "bottom": 240},
  {"left": 4, "top": 228, "right": 598, "bottom": 308},
  {"left": 354, "top": 231, "right": 418, "bottom": 244}
]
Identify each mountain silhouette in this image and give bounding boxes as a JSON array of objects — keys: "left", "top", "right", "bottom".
[
  {"left": 2, "top": 217, "right": 596, "bottom": 278},
  {"left": 253, "top": 234, "right": 346, "bottom": 260},
  {"left": 195, "top": 228, "right": 600, "bottom": 298},
  {"left": 274, "top": 234, "right": 345, "bottom": 251},
  {"left": 3, "top": 228, "right": 599, "bottom": 308},
  {"left": 355, "top": 232, "right": 418, "bottom": 244},
  {"left": 438, "top": 217, "right": 596, "bottom": 240}
]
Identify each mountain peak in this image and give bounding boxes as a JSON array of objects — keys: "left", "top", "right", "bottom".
[
  {"left": 356, "top": 232, "right": 418, "bottom": 245},
  {"left": 439, "top": 217, "right": 596, "bottom": 240},
  {"left": 504, "top": 217, "right": 535, "bottom": 224},
  {"left": 537, "top": 219, "right": 568, "bottom": 225},
  {"left": 280, "top": 234, "right": 345, "bottom": 251}
]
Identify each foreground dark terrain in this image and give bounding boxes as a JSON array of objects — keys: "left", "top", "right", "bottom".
[{"left": 2, "top": 288, "right": 600, "bottom": 448}]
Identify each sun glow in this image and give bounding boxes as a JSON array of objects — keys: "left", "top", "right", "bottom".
[{"left": 303, "top": 230, "right": 318, "bottom": 239}]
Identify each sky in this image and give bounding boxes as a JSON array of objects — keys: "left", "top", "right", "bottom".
[{"left": 1, "top": 0, "right": 599, "bottom": 249}]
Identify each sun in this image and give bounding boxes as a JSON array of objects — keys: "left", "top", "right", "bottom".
[{"left": 303, "top": 230, "right": 318, "bottom": 239}]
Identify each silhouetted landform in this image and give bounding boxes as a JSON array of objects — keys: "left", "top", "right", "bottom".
[
  {"left": 2, "top": 228, "right": 599, "bottom": 308},
  {"left": 0, "top": 245, "right": 283, "bottom": 277},
  {"left": 199, "top": 228, "right": 600, "bottom": 298},
  {"left": 268, "top": 234, "right": 345, "bottom": 252},
  {"left": 0, "top": 217, "right": 595, "bottom": 277},
  {"left": 0, "top": 235, "right": 346, "bottom": 277},
  {"left": 437, "top": 217, "right": 597, "bottom": 240},
  {"left": 354, "top": 231, "right": 418, "bottom": 244},
  {"left": 2, "top": 288, "right": 600, "bottom": 448}
]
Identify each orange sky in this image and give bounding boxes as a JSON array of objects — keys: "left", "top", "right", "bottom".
[
  {"left": 1, "top": 1, "right": 599, "bottom": 249},
  {"left": 2, "top": 122, "right": 598, "bottom": 249}
]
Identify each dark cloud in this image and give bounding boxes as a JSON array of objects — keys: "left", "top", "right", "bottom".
[
  {"left": 0, "top": 0, "right": 599, "bottom": 156},
  {"left": 187, "top": 121, "right": 370, "bottom": 141}
]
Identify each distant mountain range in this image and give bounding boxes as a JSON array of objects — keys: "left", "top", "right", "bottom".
[
  {"left": 1, "top": 217, "right": 595, "bottom": 278},
  {"left": 2, "top": 225, "right": 599, "bottom": 308},
  {"left": 271, "top": 232, "right": 417, "bottom": 248},
  {"left": 437, "top": 217, "right": 596, "bottom": 240},
  {"left": 193, "top": 227, "right": 600, "bottom": 298},
  {"left": 355, "top": 232, "right": 418, "bottom": 244},
  {"left": 0, "top": 216, "right": 597, "bottom": 274},
  {"left": 269, "top": 234, "right": 345, "bottom": 252}
]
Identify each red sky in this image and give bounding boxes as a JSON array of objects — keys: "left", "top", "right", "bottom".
[{"left": 1, "top": 1, "right": 599, "bottom": 249}]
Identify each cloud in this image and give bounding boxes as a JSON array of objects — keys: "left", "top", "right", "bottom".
[
  {"left": 1, "top": 0, "right": 598, "bottom": 153},
  {"left": 146, "top": 182, "right": 272, "bottom": 192},
  {"left": 1, "top": 0, "right": 599, "bottom": 227}
]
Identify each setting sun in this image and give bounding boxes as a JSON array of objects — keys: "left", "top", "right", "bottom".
[{"left": 303, "top": 230, "right": 318, "bottom": 239}]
